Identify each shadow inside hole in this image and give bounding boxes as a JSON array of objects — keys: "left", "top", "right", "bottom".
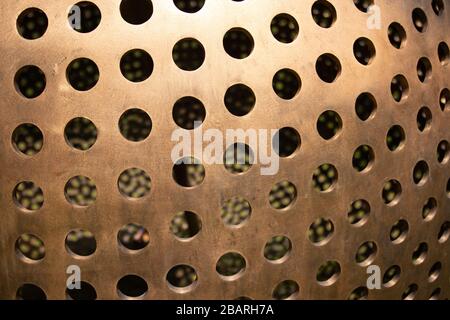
[
  {"left": 66, "top": 58, "right": 99, "bottom": 91},
  {"left": 166, "top": 265, "right": 198, "bottom": 293},
  {"left": 120, "top": 49, "right": 154, "bottom": 82},
  {"left": 315, "top": 54, "right": 341, "bottom": 83},
  {"left": 272, "top": 68, "right": 301, "bottom": 100},
  {"left": 312, "top": 0, "right": 337, "bottom": 28},
  {"left": 355, "top": 92, "right": 377, "bottom": 121},
  {"left": 14, "top": 65, "right": 46, "bottom": 99},
  {"left": 170, "top": 211, "right": 202, "bottom": 239},
  {"left": 120, "top": 0, "right": 153, "bottom": 25},
  {"left": 272, "top": 280, "right": 299, "bottom": 300},
  {"left": 172, "top": 157, "right": 205, "bottom": 187},
  {"left": 173, "top": 38, "right": 205, "bottom": 71},
  {"left": 65, "top": 229, "right": 97, "bottom": 257},
  {"left": 223, "top": 28, "right": 254, "bottom": 59},
  {"left": 117, "top": 274, "right": 148, "bottom": 299},
  {"left": 173, "top": 0, "right": 205, "bottom": 13},
  {"left": 69, "top": 1, "right": 101, "bottom": 33},
  {"left": 388, "top": 22, "right": 407, "bottom": 49},
  {"left": 66, "top": 281, "right": 97, "bottom": 300},
  {"left": 271, "top": 13, "right": 299, "bottom": 43}
]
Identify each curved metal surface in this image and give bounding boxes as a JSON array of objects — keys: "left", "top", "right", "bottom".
[{"left": 0, "top": 0, "right": 449, "bottom": 299}]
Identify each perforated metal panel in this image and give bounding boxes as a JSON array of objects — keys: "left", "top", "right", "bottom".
[{"left": 1, "top": 0, "right": 450, "bottom": 300}]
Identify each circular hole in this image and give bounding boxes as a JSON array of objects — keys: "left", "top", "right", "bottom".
[
  {"left": 401, "top": 284, "right": 418, "bottom": 300},
  {"left": 355, "top": 241, "right": 377, "bottom": 266},
  {"left": 69, "top": 2, "right": 101, "bottom": 33},
  {"left": 216, "top": 252, "right": 246, "bottom": 280},
  {"left": 221, "top": 197, "right": 252, "bottom": 227},
  {"left": 173, "top": 96, "right": 206, "bottom": 130},
  {"left": 66, "top": 281, "right": 97, "bottom": 300},
  {"left": 312, "top": 163, "right": 338, "bottom": 192},
  {"left": 315, "top": 54, "right": 341, "bottom": 83},
  {"left": 272, "top": 68, "right": 301, "bottom": 100},
  {"left": 422, "top": 197, "right": 438, "bottom": 221},
  {"left": 223, "top": 143, "right": 254, "bottom": 174},
  {"left": 120, "top": 0, "right": 153, "bottom": 25},
  {"left": 120, "top": 49, "right": 153, "bottom": 82},
  {"left": 316, "top": 260, "right": 341, "bottom": 286},
  {"left": 273, "top": 127, "right": 301, "bottom": 158},
  {"left": 417, "top": 106, "right": 432, "bottom": 132},
  {"left": 166, "top": 265, "right": 198, "bottom": 293},
  {"left": 390, "top": 219, "right": 409, "bottom": 244},
  {"left": 170, "top": 211, "right": 202, "bottom": 240},
  {"left": 432, "top": 0, "right": 445, "bottom": 16},
  {"left": 12, "top": 123, "right": 43, "bottom": 156},
  {"left": 65, "top": 229, "right": 96, "bottom": 257},
  {"left": 355, "top": 92, "right": 377, "bottom": 121},
  {"left": 17, "top": 8, "right": 48, "bottom": 40},
  {"left": 118, "top": 168, "right": 151, "bottom": 199},
  {"left": 118, "top": 223, "right": 150, "bottom": 251},
  {"left": 271, "top": 13, "right": 299, "bottom": 44},
  {"left": 173, "top": 38, "right": 205, "bottom": 71},
  {"left": 388, "top": 22, "right": 407, "bottom": 49},
  {"left": 272, "top": 280, "right": 299, "bottom": 300},
  {"left": 382, "top": 179, "right": 402, "bottom": 206},
  {"left": 269, "top": 180, "right": 297, "bottom": 210},
  {"left": 224, "top": 83, "right": 255, "bottom": 116},
  {"left": 16, "top": 284, "right": 47, "bottom": 300},
  {"left": 316, "top": 110, "right": 342, "bottom": 140},
  {"left": 172, "top": 157, "right": 205, "bottom": 188},
  {"left": 117, "top": 274, "right": 148, "bottom": 299},
  {"left": 440, "top": 88, "right": 450, "bottom": 111},
  {"left": 383, "top": 265, "right": 401, "bottom": 288},
  {"left": 65, "top": 117, "right": 97, "bottom": 150},
  {"left": 438, "top": 42, "right": 449, "bottom": 65},
  {"left": 429, "top": 288, "right": 441, "bottom": 300},
  {"left": 264, "top": 235, "right": 292, "bottom": 263},
  {"left": 428, "top": 262, "right": 442, "bottom": 282},
  {"left": 223, "top": 28, "right": 254, "bottom": 59},
  {"left": 13, "top": 181, "right": 44, "bottom": 211},
  {"left": 347, "top": 199, "right": 371, "bottom": 226},
  {"left": 412, "top": 242, "right": 428, "bottom": 265},
  {"left": 14, "top": 65, "right": 46, "bottom": 99},
  {"left": 308, "top": 217, "right": 334, "bottom": 245},
  {"left": 353, "top": 37, "right": 376, "bottom": 65},
  {"left": 413, "top": 160, "right": 429, "bottom": 185},
  {"left": 437, "top": 140, "right": 450, "bottom": 164},
  {"left": 353, "top": 0, "right": 374, "bottom": 13},
  {"left": 417, "top": 57, "right": 432, "bottom": 83},
  {"left": 412, "top": 8, "right": 428, "bottom": 33},
  {"left": 438, "top": 221, "right": 450, "bottom": 243},
  {"left": 391, "top": 74, "right": 409, "bottom": 102},
  {"left": 348, "top": 286, "right": 368, "bottom": 300},
  {"left": 352, "top": 145, "right": 374, "bottom": 172},
  {"left": 119, "top": 108, "right": 152, "bottom": 141},
  {"left": 386, "top": 125, "right": 405, "bottom": 151},
  {"left": 312, "top": 0, "right": 336, "bottom": 28},
  {"left": 174, "top": 0, "right": 204, "bottom": 13},
  {"left": 65, "top": 175, "right": 97, "bottom": 206},
  {"left": 15, "top": 234, "right": 45, "bottom": 262},
  {"left": 66, "top": 58, "right": 99, "bottom": 91}
]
